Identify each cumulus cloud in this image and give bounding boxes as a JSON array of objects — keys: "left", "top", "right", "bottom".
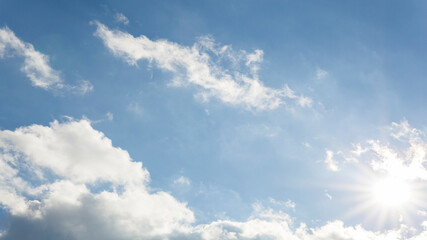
[
  {"left": 194, "top": 204, "right": 414, "bottom": 240},
  {"left": 0, "top": 119, "right": 194, "bottom": 239},
  {"left": 0, "top": 26, "right": 92, "bottom": 94},
  {"left": 92, "top": 21, "right": 311, "bottom": 111},
  {"left": 1, "top": 119, "right": 427, "bottom": 239}
]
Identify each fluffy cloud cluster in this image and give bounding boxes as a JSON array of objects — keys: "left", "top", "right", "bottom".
[
  {"left": 93, "top": 21, "right": 311, "bottom": 110},
  {"left": 324, "top": 120, "right": 427, "bottom": 181},
  {"left": 1, "top": 119, "right": 427, "bottom": 239},
  {"left": 0, "top": 27, "right": 92, "bottom": 94},
  {"left": 0, "top": 119, "right": 194, "bottom": 239}
]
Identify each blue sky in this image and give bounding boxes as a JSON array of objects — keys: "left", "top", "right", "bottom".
[{"left": 0, "top": 1, "right": 427, "bottom": 239}]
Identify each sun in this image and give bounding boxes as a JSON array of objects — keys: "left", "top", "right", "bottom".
[
  {"left": 337, "top": 166, "right": 423, "bottom": 229},
  {"left": 371, "top": 177, "right": 412, "bottom": 207}
]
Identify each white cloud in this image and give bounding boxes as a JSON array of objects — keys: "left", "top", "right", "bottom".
[
  {"left": 195, "top": 203, "right": 295, "bottom": 240},
  {"left": 325, "top": 190, "right": 333, "bottom": 200},
  {"left": 0, "top": 27, "right": 92, "bottom": 94},
  {"left": 194, "top": 204, "right": 414, "bottom": 240},
  {"left": 417, "top": 210, "right": 427, "bottom": 217},
  {"left": 269, "top": 198, "right": 296, "bottom": 210},
  {"left": 298, "top": 95, "right": 313, "bottom": 107},
  {"left": 70, "top": 79, "right": 94, "bottom": 95},
  {"left": 1, "top": 119, "right": 427, "bottom": 239},
  {"left": 316, "top": 67, "right": 329, "bottom": 80},
  {"left": 368, "top": 121, "right": 427, "bottom": 180},
  {"left": 325, "top": 149, "right": 339, "bottom": 171},
  {"left": 106, "top": 112, "right": 114, "bottom": 121},
  {"left": 0, "top": 119, "right": 149, "bottom": 184},
  {"left": 0, "top": 119, "right": 194, "bottom": 239},
  {"left": 174, "top": 176, "right": 191, "bottom": 186},
  {"left": 115, "top": 13, "right": 129, "bottom": 25},
  {"left": 127, "top": 102, "right": 144, "bottom": 115},
  {"left": 327, "top": 120, "right": 427, "bottom": 181},
  {"left": 302, "top": 142, "right": 312, "bottom": 148},
  {"left": 0, "top": 27, "right": 62, "bottom": 89},
  {"left": 92, "top": 21, "right": 311, "bottom": 111},
  {"left": 296, "top": 221, "right": 406, "bottom": 240}
]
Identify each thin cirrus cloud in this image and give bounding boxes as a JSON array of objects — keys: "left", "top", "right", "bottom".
[
  {"left": 92, "top": 21, "right": 312, "bottom": 111},
  {"left": 1, "top": 119, "right": 426, "bottom": 239},
  {"left": 316, "top": 67, "right": 328, "bottom": 80},
  {"left": 0, "top": 26, "right": 92, "bottom": 94}
]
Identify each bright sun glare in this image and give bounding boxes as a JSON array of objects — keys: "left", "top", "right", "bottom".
[{"left": 372, "top": 177, "right": 411, "bottom": 207}]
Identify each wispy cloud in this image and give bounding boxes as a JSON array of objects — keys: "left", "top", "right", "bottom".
[
  {"left": 325, "top": 191, "right": 333, "bottom": 200},
  {"left": 106, "top": 112, "right": 114, "bottom": 121},
  {"left": 92, "top": 21, "right": 311, "bottom": 111},
  {"left": 316, "top": 67, "right": 329, "bottom": 80},
  {"left": 302, "top": 142, "right": 311, "bottom": 148},
  {"left": 326, "top": 120, "right": 427, "bottom": 180},
  {"left": 0, "top": 26, "right": 92, "bottom": 94},
  {"left": 325, "top": 149, "right": 339, "bottom": 171},
  {"left": 269, "top": 198, "right": 296, "bottom": 210},
  {"left": 173, "top": 176, "right": 191, "bottom": 187},
  {"left": 70, "top": 79, "right": 94, "bottom": 95},
  {"left": 127, "top": 102, "right": 144, "bottom": 116},
  {"left": 115, "top": 13, "right": 129, "bottom": 25}
]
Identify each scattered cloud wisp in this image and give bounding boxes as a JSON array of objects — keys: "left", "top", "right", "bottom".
[
  {"left": 325, "top": 120, "right": 427, "bottom": 180},
  {"left": 0, "top": 26, "right": 92, "bottom": 94},
  {"left": 93, "top": 21, "right": 311, "bottom": 111},
  {"left": 115, "top": 13, "right": 129, "bottom": 25}
]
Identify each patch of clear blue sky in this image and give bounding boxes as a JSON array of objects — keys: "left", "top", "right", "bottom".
[{"left": 0, "top": 0, "right": 426, "bottom": 229}]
